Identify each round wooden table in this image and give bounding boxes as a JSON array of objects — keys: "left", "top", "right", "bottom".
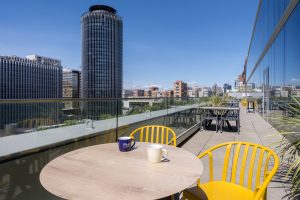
[{"left": 40, "top": 142, "right": 203, "bottom": 200}]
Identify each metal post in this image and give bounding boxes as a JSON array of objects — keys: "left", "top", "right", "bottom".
[
  {"left": 116, "top": 100, "right": 119, "bottom": 142},
  {"left": 165, "top": 98, "right": 169, "bottom": 126}
]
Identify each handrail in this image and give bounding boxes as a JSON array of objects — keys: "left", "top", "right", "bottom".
[
  {"left": 0, "top": 105, "right": 201, "bottom": 163},
  {"left": 0, "top": 97, "right": 204, "bottom": 104}
]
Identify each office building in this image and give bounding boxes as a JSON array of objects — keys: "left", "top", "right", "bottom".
[
  {"left": 234, "top": 75, "right": 244, "bottom": 90},
  {"left": 212, "top": 84, "right": 217, "bottom": 95},
  {"left": 149, "top": 86, "right": 159, "bottom": 97},
  {"left": 81, "top": 5, "right": 123, "bottom": 117},
  {"left": 144, "top": 90, "right": 151, "bottom": 97},
  {"left": 122, "top": 89, "right": 133, "bottom": 98},
  {"left": 187, "top": 87, "right": 193, "bottom": 97},
  {"left": 187, "top": 86, "right": 201, "bottom": 97},
  {"left": 0, "top": 55, "right": 63, "bottom": 131},
  {"left": 63, "top": 68, "right": 81, "bottom": 109},
  {"left": 174, "top": 81, "right": 187, "bottom": 98},
  {"left": 142, "top": 86, "right": 159, "bottom": 98},
  {"left": 133, "top": 89, "right": 145, "bottom": 97},
  {"left": 63, "top": 68, "right": 81, "bottom": 99},
  {"left": 0, "top": 55, "right": 62, "bottom": 99},
  {"left": 223, "top": 83, "right": 232, "bottom": 93},
  {"left": 212, "top": 84, "right": 222, "bottom": 96},
  {"left": 161, "top": 90, "right": 174, "bottom": 98},
  {"left": 198, "top": 87, "right": 212, "bottom": 97},
  {"left": 245, "top": 1, "right": 300, "bottom": 129}
]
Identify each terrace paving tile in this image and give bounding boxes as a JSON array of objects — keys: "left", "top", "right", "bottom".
[{"left": 181, "top": 106, "right": 287, "bottom": 200}]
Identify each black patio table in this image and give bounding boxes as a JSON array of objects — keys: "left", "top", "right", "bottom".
[{"left": 200, "top": 106, "right": 240, "bottom": 133}]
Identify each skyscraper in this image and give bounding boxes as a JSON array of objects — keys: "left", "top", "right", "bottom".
[
  {"left": 63, "top": 68, "right": 81, "bottom": 110},
  {"left": 0, "top": 55, "right": 62, "bottom": 99},
  {"left": 0, "top": 55, "right": 63, "bottom": 132},
  {"left": 174, "top": 81, "right": 187, "bottom": 98},
  {"left": 63, "top": 69, "right": 81, "bottom": 98},
  {"left": 81, "top": 5, "right": 123, "bottom": 118},
  {"left": 223, "top": 83, "right": 232, "bottom": 93}
]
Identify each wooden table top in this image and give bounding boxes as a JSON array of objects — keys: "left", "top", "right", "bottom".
[
  {"left": 200, "top": 106, "right": 240, "bottom": 111},
  {"left": 40, "top": 142, "right": 203, "bottom": 200}
]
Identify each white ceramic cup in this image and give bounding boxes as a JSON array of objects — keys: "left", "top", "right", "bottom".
[{"left": 147, "top": 144, "right": 168, "bottom": 163}]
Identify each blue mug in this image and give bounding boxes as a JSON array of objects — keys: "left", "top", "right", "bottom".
[{"left": 118, "top": 136, "right": 135, "bottom": 152}]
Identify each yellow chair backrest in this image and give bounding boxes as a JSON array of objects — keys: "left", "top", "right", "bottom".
[
  {"left": 198, "top": 141, "right": 279, "bottom": 200},
  {"left": 241, "top": 98, "right": 248, "bottom": 107},
  {"left": 130, "top": 125, "right": 177, "bottom": 147}
]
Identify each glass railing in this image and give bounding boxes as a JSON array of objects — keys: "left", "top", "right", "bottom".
[{"left": 0, "top": 97, "right": 208, "bottom": 200}]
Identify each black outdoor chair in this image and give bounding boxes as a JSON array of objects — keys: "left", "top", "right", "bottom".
[
  {"left": 171, "top": 112, "right": 181, "bottom": 128},
  {"left": 227, "top": 100, "right": 239, "bottom": 108},
  {"left": 202, "top": 109, "right": 219, "bottom": 132},
  {"left": 220, "top": 109, "right": 240, "bottom": 133}
]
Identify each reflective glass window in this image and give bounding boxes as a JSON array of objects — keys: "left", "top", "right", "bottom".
[{"left": 285, "top": 5, "right": 300, "bottom": 91}]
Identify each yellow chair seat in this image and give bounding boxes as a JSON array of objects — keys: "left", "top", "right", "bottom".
[{"left": 184, "top": 181, "right": 255, "bottom": 200}]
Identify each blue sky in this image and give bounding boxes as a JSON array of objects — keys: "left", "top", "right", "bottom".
[{"left": 0, "top": 0, "right": 258, "bottom": 89}]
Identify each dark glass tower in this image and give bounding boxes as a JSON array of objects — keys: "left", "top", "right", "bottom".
[{"left": 81, "top": 5, "right": 123, "bottom": 118}]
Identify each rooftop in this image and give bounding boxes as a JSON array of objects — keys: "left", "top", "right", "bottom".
[
  {"left": 89, "top": 5, "right": 117, "bottom": 13},
  {"left": 0, "top": 99, "right": 291, "bottom": 199},
  {"left": 181, "top": 106, "right": 287, "bottom": 200}
]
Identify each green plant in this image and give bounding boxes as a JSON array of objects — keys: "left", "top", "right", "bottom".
[
  {"left": 37, "top": 126, "right": 47, "bottom": 131},
  {"left": 278, "top": 139, "right": 300, "bottom": 200},
  {"left": 209, "top": 95, "right": 223, "bottom": 106},
  {"left": 99, "top": 114, "right": 113, "bottom": 120},
  {"left": 273, "top": 96, "right": 300, "bottom": 199},
  {"left": 63, "top": 119, "right": 78, "bottom": 126},
  {"left": 174, "top": 100, "right": 184, "bottom": 106}
]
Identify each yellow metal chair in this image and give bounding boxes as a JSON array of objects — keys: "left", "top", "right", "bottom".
[
  {"left": 241, "top": 98, "right": 248, "bottom": 107},
  {"left": 183, "top": 141, "right": 279, "bottom": 200},
  {"left": 130, "top": 125, "right": 177, "bottom": 146}
]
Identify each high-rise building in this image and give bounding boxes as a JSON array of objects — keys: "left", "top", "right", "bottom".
[
  {"left": 0, "top": 55, "right": 63, "bottom": 131},
  {"left": 223, "top": 83, "right": 232, "bottom": 93},
  {"left": 63, "top": 68, "right": 81, "bottom": 109},
  {"left": 63, "top": 68, "right": 81, "bottom": 99},
  {"left": 211, "top": 84, "right": 222, "bottom": 96},
  {"left": 81, "top": 5, "right": 123, "bottom": 118},
  {"left": 212, "top": 84, "right": 218, "bottom": 95},
  {"left": 174, "top": 81, "right": 187, "bottom": 98},
  {"left": 0, "top": 55, "right": 62, "bottom": 99}
]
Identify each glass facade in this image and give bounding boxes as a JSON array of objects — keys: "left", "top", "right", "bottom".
[
  {"left": 63, "top": 69, "right": 81, "bottom": 110},
  {"left": 246, "top": 0, "right": 300, "bottom": 141},
  {"left": 0, "top": 55, "right": 63, "bottom": 130},
  {"left": 81, "top": 5, "right": 123, "bottom": 118},
  {"left": 0, "top": 55, "right": 62, "bottom": 99},
  {"left": 63, "top": 69, "right": 81, "bottom": 98}
]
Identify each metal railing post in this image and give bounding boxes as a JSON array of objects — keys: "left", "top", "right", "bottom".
[{"left": 116, "top": 100, "right": 119, "bottom": 142}]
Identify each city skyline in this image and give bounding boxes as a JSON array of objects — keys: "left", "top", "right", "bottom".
[
  {"left": 0, "top": 1, "right": 299, "bottom": 200},
  {"left": 0, "top": 0, "right": 258, "bottom": 88}
]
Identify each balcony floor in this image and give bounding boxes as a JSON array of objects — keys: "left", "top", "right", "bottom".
[{"left": 181, "top": 106, "right": 288, "bottom": 200}]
